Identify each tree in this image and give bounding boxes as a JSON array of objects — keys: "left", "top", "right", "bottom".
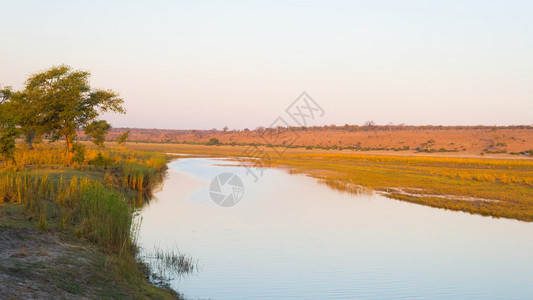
[
  {"left": 117, "top": 130, "right": 131, "bottom": 145},
  {"left": 84, "top": 120, "right": 111, "bottom": 147},
  {"left": 1, "top": 85, "right": 46, "bottom": 150},
  {"left": 0, "top": 85, "right": 13, "bottom": 104},
  {"left": 9, "top": 90, "right": 47, "bottom": 150},
  {"left": 223, "top": 126, "right": 229, "bottom": 132},
  {"left": 0, "top": 123, "right": 17, "bottom": 164},
  {"left": 0, "top": 88, "right": 18, "bottom": 163},
  {"left": 363, "top": 120, "right": 376, "bottom": 131},
  {"left": 207, "top": 138, "right": 220, "bottom": 145},
  {"left": 24, "top": 65, "right": 125, "bottom": 163},
  {"left": 420, "top": 139, "right": 435, "bottom": 152}
]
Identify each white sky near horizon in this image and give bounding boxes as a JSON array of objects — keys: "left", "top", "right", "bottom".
[{"left": 1, "top": 0, "right": 532, "bottom": 130}]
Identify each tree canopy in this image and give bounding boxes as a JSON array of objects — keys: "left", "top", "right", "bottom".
[
  {"left": 0, "top": 65, "right": 125, "bottom": 164},
  {"left": 0, "top": 86, "right": 19, "bottom": 162},
  {"left": 117, "top": 130, "right": 131, "bottom": 145}
]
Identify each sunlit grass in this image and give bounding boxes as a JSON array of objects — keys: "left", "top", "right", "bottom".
[
  {"left": 1, "top": 146, "right": 169, "bottom": 253},
  {"left": 270, "top": 153, "right": 533, "bottom": 221},
  {"left": 0, "top": 145, "right": 180, "bottom": 298}
]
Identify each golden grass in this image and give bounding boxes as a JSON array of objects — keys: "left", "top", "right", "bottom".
[
  {"left": 1, "top": 146, "right": 169, "bottom": 252},
  {"left": 268, "top": 153, "right": 533, "bottom": 221},
  {"left": 0, "top": 145, "right": 179, "bottom": 298},
  {"left": 12, "top": 144, "right": 166, "bottom": 168}
]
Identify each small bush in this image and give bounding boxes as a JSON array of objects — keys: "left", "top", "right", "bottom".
[
  {"left": 207, "top": 138, "right": 220, "bottom": 145},
  {"left": 88, "top": 152, "right": 115, "bottom": 166},
  {"left": 72, "top": 143, "right": 86, "bottom": 164}
]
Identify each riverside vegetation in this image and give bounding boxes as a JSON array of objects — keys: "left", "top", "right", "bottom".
[
  {"left": 0, "top": 66, "right": 185, "bottom": 298},
  {"left": 0, "top": 145, "right": 182, "bottom": 298}
]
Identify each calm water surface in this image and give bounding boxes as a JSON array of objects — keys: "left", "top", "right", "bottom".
[{"left": 137, "top": 157, "right": 533, "bottom": 299}]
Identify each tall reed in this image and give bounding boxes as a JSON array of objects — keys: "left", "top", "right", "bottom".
[
  {"left": 2, "top": 146, "right": 168, "bottom": 254},
  {"left": 75, "top": 182, "right": 132, "bottom": 254},
  {"left": 115, "top": 162, "right": 158, "bottom": 191},
  {"left": 0, "top": 172, "right": 54, "bottom": 219},
  {"left": 0, "top": 172, "right": 135, "bottom": 254}
]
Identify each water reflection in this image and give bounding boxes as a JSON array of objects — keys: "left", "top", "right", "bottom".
[
  {"left": 137, "top": 157, "right": 533, "bottom": 300},
  {"left": 128, "top": 173, "right": 166, "bottom": 208}
]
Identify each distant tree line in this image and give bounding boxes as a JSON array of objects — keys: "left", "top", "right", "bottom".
[{"left": 98, "top": 123, "right": 533, "bottom": 142}]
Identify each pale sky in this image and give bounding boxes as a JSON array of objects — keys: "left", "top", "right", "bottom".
[{"left": 1, "top": 0, "right": 532, "bottom": 129}]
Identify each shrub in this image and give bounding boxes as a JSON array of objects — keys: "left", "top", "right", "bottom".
[
  {"left": 207, "top": 138, "right": 220, "bottom": 145},
  {"left": 71, "top": 142, "right": 86, "bottom": 164},
  {"left": 88, "top": 152, "right": 115, "bottom": 166},
  {"left": 0, "top": 124, "right": 18, "bottom": 164}
]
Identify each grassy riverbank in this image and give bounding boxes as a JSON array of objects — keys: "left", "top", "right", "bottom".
[
  {"left": 4, "top": 141, "right": 530, "bottom": 297},
  {"left": 0, "top": 146, "right": 179, "bottom": 299},
  {"left": 120, "top": 142, "right": 533, "bottom": 222}
]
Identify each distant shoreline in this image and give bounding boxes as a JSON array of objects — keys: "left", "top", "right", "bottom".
[
  {"left": 76, "top": 126, "right": 533, "bottom": 156},
  {"left": 97, "top": 140, "right": 532, "bottom": 160}
]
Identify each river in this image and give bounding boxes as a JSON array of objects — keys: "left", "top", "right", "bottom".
[{"left": 136, "top": 157, "right": 533, "bottom": 299}]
